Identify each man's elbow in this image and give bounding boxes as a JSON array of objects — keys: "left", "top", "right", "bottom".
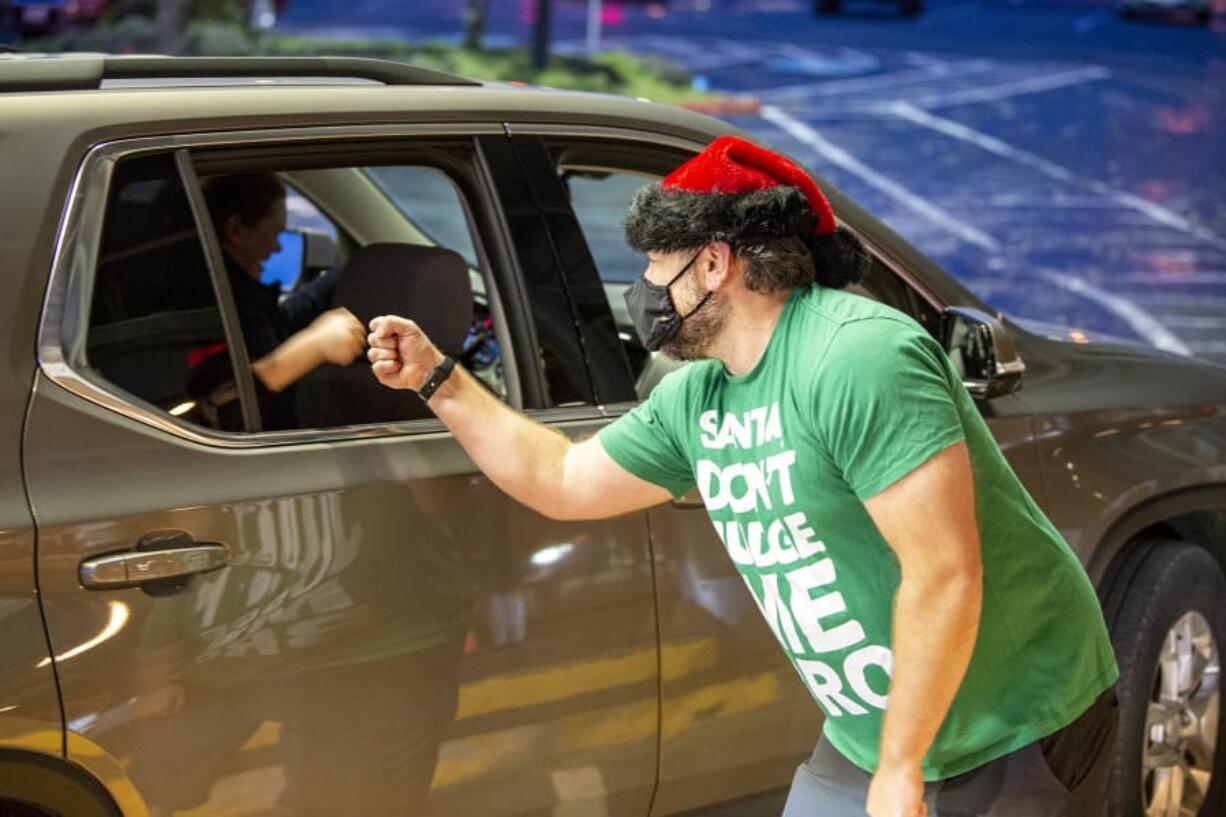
[
  {"left": 941, "top": 558, "right": 983, "bottom": 607},
  {"left": 537, "top": 501, "right": 576, "bottom": 522},
  {"left": 529, "top": 495, "right": 591, "bottom": 523},
  {"left": 906, "top": 551, "right": 982, "bottom": 596}
]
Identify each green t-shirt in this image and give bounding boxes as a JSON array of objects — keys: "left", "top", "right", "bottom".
[{"left": 599, "top": 285, "right": 1118, "bottom": 780}]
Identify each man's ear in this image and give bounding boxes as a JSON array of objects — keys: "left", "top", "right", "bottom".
[{"left": 704, "top": 241, "right": 736, "bottom": 291}]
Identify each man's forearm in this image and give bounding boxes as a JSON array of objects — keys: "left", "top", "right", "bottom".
[
  {"left": 878, "top": 568, "right": 983, "bottom": 770},
  {"left": 426, "top": 364, "right": 573, "bottom": 519}
]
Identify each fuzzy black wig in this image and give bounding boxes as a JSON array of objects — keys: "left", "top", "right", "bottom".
[{"left": 624, "top": 182, "right": 869, "bottom": 289}]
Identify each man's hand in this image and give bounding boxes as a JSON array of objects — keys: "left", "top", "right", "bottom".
[
  {"left": 367, "top": 315, "right": 445, "bottom": 392},
  {"left": 305, "top": 307, "right": 366, "bottom": 366},
  {"left": 866, "top": 761, "right": 926, "bottom": 817}
]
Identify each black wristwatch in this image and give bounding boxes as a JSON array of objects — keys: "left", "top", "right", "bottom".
[{"left": 417, "top": 356, "right": 456, "bottom": 402}]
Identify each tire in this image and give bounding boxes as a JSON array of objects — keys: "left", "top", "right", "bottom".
[
  {"left": 900, "top": 0, "right": 923, "bottom": 16},
  {"left": 1120, "top": 6, "right": 1139, "bottom": 19},
  {"left": 816, "top": 0, "right": 842, "bottom": 15},
  {"left": 1195, "top": 8, "right": 1210, "bottom": 24},
  {"left": 1107, "top": 541, "right": 1226, "bottom": 817}
]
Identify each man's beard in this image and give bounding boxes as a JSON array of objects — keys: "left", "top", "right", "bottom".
[{"left": 659, "top": 290, "right": 728, "bottom": 362}]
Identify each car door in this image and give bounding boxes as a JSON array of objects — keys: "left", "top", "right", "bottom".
[
  {"left": 525, "top": 128, "right": 1049, "bottom": 817},
  {"left": 25, "top": 127, "right": 659, "bottom": 817}
]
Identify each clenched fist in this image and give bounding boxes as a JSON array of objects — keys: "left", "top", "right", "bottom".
[{"left": 367, "top": 315, "right": 445, "bottom": 392}]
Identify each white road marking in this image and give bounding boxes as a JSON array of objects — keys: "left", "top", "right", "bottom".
[
  {"left": 758, "top": 59, "right": 996, "bottom": 101},
  {"left": 890, "top": 101, "right": 1079, "bottom": 179},
  {"left": 760, "top": 105, "right": 1001, "bottom": 251},
  {"left": 773, "top": 43, "right": 880, "bottom": 76},
  {"left": 889, "top": 103, "right": 1226, "bottom": 249},
  {"left": 907, "top": 66, "right": 1111, "bottom": 108},
  {"left": 1035, "top": 270, "right": 1193, "bottom": 355}
]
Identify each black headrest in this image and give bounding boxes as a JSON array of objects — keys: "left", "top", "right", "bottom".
[
  {"left": 332, "top": 243, "right": 473, "bottom": 357},
  {"left": 292, "top": 243, "right": 476, "bottom": 429}
]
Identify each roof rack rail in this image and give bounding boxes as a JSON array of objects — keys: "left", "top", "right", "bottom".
[{"left": 0, "top": 55, "right": 480, "bottom": 92}]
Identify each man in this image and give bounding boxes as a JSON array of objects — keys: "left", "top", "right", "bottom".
[{"left": 366, "top": 135, "right": 1119, "bottom": 816}]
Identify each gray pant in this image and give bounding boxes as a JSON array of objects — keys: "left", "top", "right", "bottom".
[
  {"left": 782, "top": 688, "right": 1118, "bottom": 817},
  {"left": 782, "top": 738, "right": 1071, "bottom": 817}
]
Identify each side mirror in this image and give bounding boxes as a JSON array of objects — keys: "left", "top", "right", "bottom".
[{"left": 942, "top": 306, "right": 1025, "bottom": 399}]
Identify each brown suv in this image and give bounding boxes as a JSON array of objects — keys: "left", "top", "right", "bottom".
[{"left": 1, "top": 54, "right": 1224, "bottom": 817}]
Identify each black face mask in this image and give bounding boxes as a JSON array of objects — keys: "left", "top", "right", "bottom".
[{"left": 624, "top": 249, "right": 713, "bottom": 352}]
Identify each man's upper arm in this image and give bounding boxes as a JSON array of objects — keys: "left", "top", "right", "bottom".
[
  {"left": 863, "top": 440, "right": 981, "bottom": 577},
  {"left": 553, "top": 374, "right": 696, "bottom": 520},
  {"left": 557, "top": 435, "right": 675, "bottom": 520},
  {"left": 817, "top": 319, "right": 966, "bottom": 502}
]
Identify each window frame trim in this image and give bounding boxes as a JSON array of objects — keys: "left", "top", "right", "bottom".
[
  {"left": 36, "top": 123, "right": 551, "bottom": 449},
  {"left": 173, "top": 149, "right": 264, "bottom": 432}
]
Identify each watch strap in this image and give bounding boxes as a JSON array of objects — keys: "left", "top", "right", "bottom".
[{"left": 417, "top": 356, "right": 456, "bottom": 402}]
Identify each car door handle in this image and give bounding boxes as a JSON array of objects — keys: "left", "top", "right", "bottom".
[{"left": 79, "top": 541, "right": 230, "bottom": 589}]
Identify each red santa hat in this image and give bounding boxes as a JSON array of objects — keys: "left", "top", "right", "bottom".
[{"left": 624, "top": 134, "right": 838, "bottom": 254}]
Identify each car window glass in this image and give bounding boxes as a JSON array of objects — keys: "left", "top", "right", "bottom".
[
  {"left": 196, "top": 162, "right": 507, "bottom": 433},
  {"left": 86, "top": 152, "right": 243, "bottom": 432},
  {"left": 566, "top": 170, "right": 651, "bottom": 286},
  {"left": 363, "top": 166, "right": 480, "bottom": 269}
]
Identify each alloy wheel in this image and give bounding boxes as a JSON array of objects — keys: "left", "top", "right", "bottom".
[{"left": 1144, "top": 611, "right": 1220, "bottom": 817}]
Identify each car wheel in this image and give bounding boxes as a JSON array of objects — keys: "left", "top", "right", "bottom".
[
  {"left": 1107, "top": 541, "right": 1225, "bottom": 817},
  {"left": 816, "top": 0, "right": 842, "bottom": 15},
  {"left": 1195, "top": 8, "right": 1210, "bottom": 24},
  {"left": 1120, "top": 5, "right": 1139, "bottom": 19},
  {"left": 900, "top": 0, "right": 923, "bottom": 16}
]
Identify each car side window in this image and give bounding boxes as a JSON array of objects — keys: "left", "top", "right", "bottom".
[
  {"left": 87, "top": 153, "right": 243, "bottom": 431},
  {"left": 200, "top": 161, "right": 507, "bottom": 432},
  {"left": 83, "top": 150, "right": 509, "bottom": 437}
]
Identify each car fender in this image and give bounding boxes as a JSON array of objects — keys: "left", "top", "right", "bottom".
[{"left": 1086, "top": 483, "right": 1226, "bottom": 589}]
